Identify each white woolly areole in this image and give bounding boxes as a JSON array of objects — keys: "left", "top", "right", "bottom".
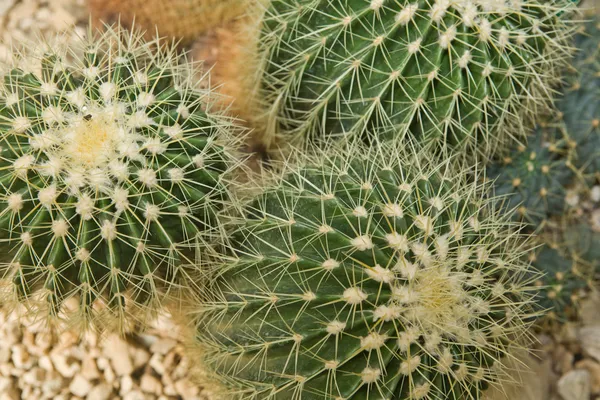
[
  {"left": 373, "top": 304, "right": 401, "bottom": 322},
  {"left": 396, "top": 3, "right": 418, "bottom": 25},
  {"left": 386, "top": 232, "right": 409, "bottom": 252},
  {"left": 99, "top": 82, "right": 117, "bottom": 102},
  {"left": 168, "top": 168, "right": 185, "bottom": 183},
  {"left": 164, "top": 124, "right": 183, "bottom": 139},
  {"left": 439, "top": 25, "right": 457, "bottom": 49},
  {"left": 52, "top": 219, "right": 69, "bottom": 237},
  {"left": 326, "top": 320, "right": 346, "bottom": 335},
  {"left": 343, "top": 287, "right": 368, "bottom": 304},
  {"left": 100, "top": 219, "right": 117, "bottom": 241},
  {"left": 144, "top": 204, "right": 161, "bottom": 221},
  {"left": 21, "top": 232, "right": 33, "bottom": 246},
  {"left": 76, "top": 248, "right": 91, "bottom": 262},
  {"left": 137, "top": 168, "right": 158, "bottom": 187},
  {"left": 353, "top": 205, "right": 369, "bottom": 218},
  {"left": 76, "top": 195, "right": 94, "bottom": 220},
  {"left": 361, "top": 332, "right": 388, "bottom": 350},
  {"left": 370, "top": 0, "right": 384, "bottom": 10},
  {"left": 38, "top": 185, "right": 57, "bottom": 207},
  {"left": 13, "top": 155, "right": 35, "bottom": 179},
  {"left": 7, "top": 193, "right": 24, "bottom": 212},
  {"left": 322, "top": 258, "right": 340, "bottom": 270},
  {"left": 144, "top": 137, "right": 167, "bottom": 155},
  {"left": 400, "top": 355, "right": 421, "bottom": 375},
  {"left": 12, "top": 116, "right": 31, "bottom": 133},
  {"left": 137, "top": 92, "right": 155, "bottom": 108},
  {"left": 361, "top": 367, "right": 381, "bottom": 384},
  {"left": 366, "top": 264, "right": 395, "bottom": 283},
  {"left": 382, "top": 203, "right": 403, "bottom": 217},
  {"left": 351, "top": 235, "right": 373, "bottom": 251}
]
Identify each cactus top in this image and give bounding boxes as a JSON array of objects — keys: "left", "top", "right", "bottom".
[
  {"left": 195, "top": 141, "right": 538, "bottom": 399},
  {"left": 259, "top": 0, "right": 574, "bottom": 157},
  {"left": 0, "top": 26, "right": 240, "bottom": 328}
]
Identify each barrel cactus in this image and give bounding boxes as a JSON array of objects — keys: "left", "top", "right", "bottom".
[
  {"left": 194, "top": 140, "right": 538, "bottom": 399},
  {"left": 257, "top": 0, "right": 575, "bottom": 156},
  {"left": 487, "top": 124, "right": 575, "bottom": 228},
  {"left": 0, "top": 26, "right": 242, "bottom": 330},
  {"left": 89, "top": 0, "right": 250, "bottom": 47}
]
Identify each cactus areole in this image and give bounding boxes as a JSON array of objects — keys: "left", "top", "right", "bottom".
[
  {"left": 0, "top": 27, "right": 236, "bottom": 323},
  {"left": 260, "top": 0, "right": 574, "bottom": 156},
  {"left": 196, "top": 142, "right": 537, "bottom": 399}
]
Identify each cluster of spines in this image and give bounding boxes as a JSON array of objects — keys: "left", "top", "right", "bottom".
[
  {"left": 0, "top": 25, "right": 244, "bottom": 332},
  {"left": 194, "top": 140, "right": 539, "bottom": 400}
]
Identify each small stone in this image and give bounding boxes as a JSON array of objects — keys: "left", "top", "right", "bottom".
[
  {"left": 119, "top": 375, "right": 134, "bottom": 396},
  {"left": 123, "top": 390, "right": 146, "bottom": 400},
  {"left": 150, "top": 338, "right": 177, "bottom": 355},
  {"left": 575, "top": 359, "right": 600, "bottom": 394},
  {"left": 87, "top": 383, "right": 113, "bottom": 400},
  {"left": 580, "top": 325, "right": 600, "bottom": 362},
  {"left": 11, "top": 344, "right": 32, "bottom": 369},
  {"left": 50, "top": 352, "right": 80, "bottom": 378},
  {"left": 149, "top": 354, "right": 165, "bottom": 376},
  {"left": 140, "top": 374, "right": 162, "bottom": 395},
  {"left": 174, "top": 378, "right": 199, "bottom": 399},
  {"left": 69, "top": 374, "right": 92, "bottom": 397},
  {"left": 80, "top": 356, "right": 100, "bottom": 380},
  {"left": 557, "top": 370, "right": 591, "bottom": 400},
  {"left": 102, "top": 335, "right": 133, "bottom": 376},
  {"left": 131, "top": 348, "right": 150, "bottom": 370},
  {"left": 38, "top": 355, "right": 54, "bottom": 371},
  {"left": 21, "top": 367, "right": 44, "bottom": 385}
]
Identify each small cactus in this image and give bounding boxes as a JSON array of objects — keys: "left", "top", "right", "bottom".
[
  {"left": 486, "top": 124, "right": 575, "bottom": 228},
  {"left": 0, "top": 26, "right": 242, "bottom": 330},
  {"left": 193, "top": 140, "right": 538, "bottom": 399},
  {"left": 88, "top": 0, "right": 250, "bottom": 47},
  {"left": 257, "top": 0, "right": 575, "bottom": 156}
]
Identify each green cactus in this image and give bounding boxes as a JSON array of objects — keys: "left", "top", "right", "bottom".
[
  {"left": 0, "top": 26, "right": 242, "bottom": 330},
  {"left": 531, "top": 223, "right": 598, "bottom": 323},
  {"left": 257, "top": 0, "right": 575, "bottom": 156},
  {"left": 559, "top": 18, "right": 600, "bottom": 182},
  {"left": 486, "top": 124, "right": 575, "bottom": 228},
  {"left": 194, "top": 140, "right": 539, "bottom": 399}
]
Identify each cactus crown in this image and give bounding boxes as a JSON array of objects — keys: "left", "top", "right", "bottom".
[
  {"left": 257, "top": 0, "right": 575, "bottom": 157},
  {"left": 194, "top": 140, "right": 538, "bottom": 399},
  {"left": 0, "top": 25, "right": 243, "bottom": 331}
]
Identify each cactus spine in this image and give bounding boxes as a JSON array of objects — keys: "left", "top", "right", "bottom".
[
  {"left": 194, "top": 140, "right": 538, "bottom": 399},
  {"left": 257, "top": 0, "right": 575, "bottom": 156},
  {"left": 0, "top": 26, "right": 242, "bottom": 330}
]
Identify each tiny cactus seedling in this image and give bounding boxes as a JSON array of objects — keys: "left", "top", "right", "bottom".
[
  {"left": 0, "top": 26, "right": 242, "bottom": 330},
  {"left": 486, "top": 124, "right": 575, "bottom": 229},
  {"left": 258, "top": 0, "right": 575, "bottom": 156},
  {"left": 88, "top": 0, "right": 250, "bottom": 47},
  {"left": 559, "top": 18, "right": 600, "bottom": 182},
  {"left": 194, "top": 140, "right": 538, "bottom": 399}
]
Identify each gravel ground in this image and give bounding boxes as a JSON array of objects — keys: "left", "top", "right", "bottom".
[{"left": 0, "top": 1, "right": 599, "bottom": 400}]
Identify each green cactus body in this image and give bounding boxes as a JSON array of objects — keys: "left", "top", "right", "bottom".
[
  {"left": 259, "top": 0, "right": 574, "bottom": 156},
  {"left": 486, "top": 125, "right": 575, "bottom": 227},
  {"left": 195, "top": 141, "right": 537, "bottom": 399},
  {"left": 0, "top": 27, "right": 240, "bottom": 328},
  {"left": 559, "top": 19, "right": 600, "bottom": 181},
  {"left": 532, "top": 223, "right": 598, "bottom": 323}
]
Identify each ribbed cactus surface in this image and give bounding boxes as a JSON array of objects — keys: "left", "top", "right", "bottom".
[
  {"left": 258, "top": 0, "right": 575, "bottom": 156},
  {"left": 487, "top": 125, "right": 575, "bottom": 227},
  {"left": 194, "top": 141, "right": 537, "bottom": 399},
  {"left": 0, "top": 26, "right": 240, "bottom": 329}
]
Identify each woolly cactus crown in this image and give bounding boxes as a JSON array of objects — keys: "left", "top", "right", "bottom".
[
  {"left": 193, "top": 140, "right": 539, "bottom": 399},
  {"left": 0, "top": 26, "right": 243, "bottom": 331},
  {"left": 257, "top": 0, "right": 575, "bottom": 157}
]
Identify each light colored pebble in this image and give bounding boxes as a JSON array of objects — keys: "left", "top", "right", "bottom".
[
  {"left": 558, "top": 370, "right": 591, "bottom": 400},
  {"left": 141, "top": 374, "right": 163, "bottom": 395},
  {"left": 69, "top": 374, "right": 91, "bottom": 397},
  {"left": 102, "top": 336, "right": 134, "bottom": 376},
  {"left": 87, "top": 383, "right": 113, "bottom": 400}
]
